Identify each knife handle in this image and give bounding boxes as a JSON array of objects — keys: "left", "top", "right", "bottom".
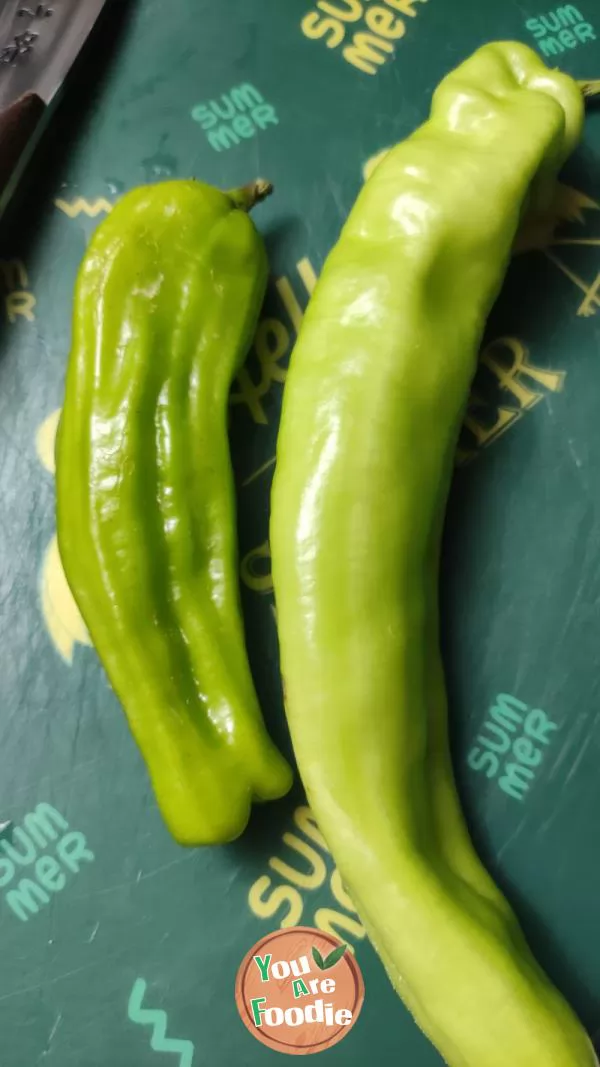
[{"left": 0, "top": 89, "right": 44, "bottom": 196}]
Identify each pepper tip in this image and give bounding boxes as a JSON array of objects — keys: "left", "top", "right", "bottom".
[
  {"left": 578, "top": 78, "right": 600, "bottom": 100},
  {"left": 228, "top": 179, "right": 274, "bottom": 212}
]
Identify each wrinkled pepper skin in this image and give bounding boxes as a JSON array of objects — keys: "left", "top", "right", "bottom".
[
  {"left": 271, "top": 44, "right": 596, "bottom": 1067},
  {"left": 57, "top": 179, "right": 292, "bottom": 846}
]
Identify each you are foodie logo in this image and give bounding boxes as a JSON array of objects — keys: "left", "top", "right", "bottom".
[{"left": 235, "top": 926, "right": 364, "bottom": 1054}]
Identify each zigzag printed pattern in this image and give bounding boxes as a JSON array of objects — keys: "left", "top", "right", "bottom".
[
  {"left": 128, "top": 978, "right": 195, "bottom": 1067},
  {"left": 54, "top": 197, "right": 113, "bottom": 218}
]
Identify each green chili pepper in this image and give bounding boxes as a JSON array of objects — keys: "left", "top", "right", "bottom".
[
  {"left": 271, "top": 43, "right": 596, "bottom": 1066},
  {"left": 57, "top": 178, "right": 292, "bottom": 846}
]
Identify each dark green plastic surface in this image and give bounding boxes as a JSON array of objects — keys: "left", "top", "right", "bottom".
[{"left": 0, "top": 1, "right": 599, "bottom": 1063}]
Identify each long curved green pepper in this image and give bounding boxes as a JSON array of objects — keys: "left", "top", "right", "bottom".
[
  {"left": 271, "top": 43, "right": 597, "bottom": 1066},
  {"left": 57, "top": 179, "right": 292, "bottom": 846}
]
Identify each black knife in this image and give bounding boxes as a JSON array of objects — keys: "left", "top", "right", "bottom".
[{"left": 0, "top": 0, "right": 110, "bottom": 215}]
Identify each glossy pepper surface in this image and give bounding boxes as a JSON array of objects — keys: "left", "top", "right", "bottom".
[
  {"left": 271, "top": 43, "right": 596, "bottom": 1067},
  {"left": 57, "top": 179, "right": 292, "bottom": 846}
]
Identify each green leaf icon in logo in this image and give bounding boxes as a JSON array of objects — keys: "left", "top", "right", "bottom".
[
  {"left": 312, "top": 946, "right": 326, "bottom": 970},
  {"left": 312, "top": 943, "right": 348, "bottom": 970}
]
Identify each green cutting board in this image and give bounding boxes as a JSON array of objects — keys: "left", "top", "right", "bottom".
[{"left": 1, "top": 1, "right": 599, "bottom": 1063}]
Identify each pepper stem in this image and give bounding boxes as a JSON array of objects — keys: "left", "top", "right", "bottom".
[
  {"left": 578, "top": 79, "right": 600, "bottom": 99},
  {"left": 227, "top": 179, "right": 273, "bottom": 211}
]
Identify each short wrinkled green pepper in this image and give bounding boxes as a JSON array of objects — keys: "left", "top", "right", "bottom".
[
  {"left": 57, "top": 179, "right": 292, "bottom": 846},
  {"left": 271, "top": 43, "right": 597, "bottom": 1067}
]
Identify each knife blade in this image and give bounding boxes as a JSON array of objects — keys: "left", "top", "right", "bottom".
[{"left": 0, "top": 0, "right": 110, "bottom": 214}]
